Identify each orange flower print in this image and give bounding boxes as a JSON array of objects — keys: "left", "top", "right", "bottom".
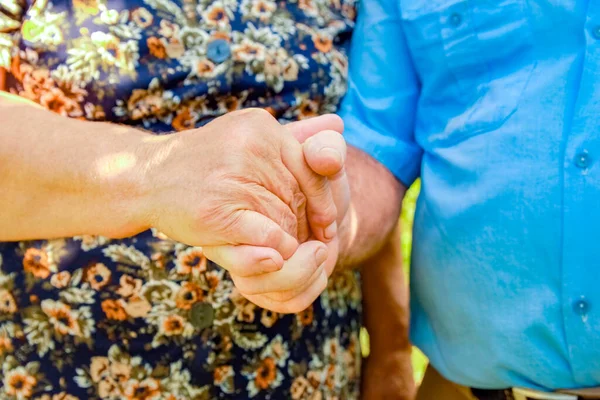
[
  {"left": 0, "top": 289, "right": 17, "bottom": 314},
  {"left": 20, "top": 68, "right": 55, "bottom": 103},
  {"left": 330, "top": 50, "right": 348, "bottom": 75},
  {"left": 211, "top": 31, "right": 230, "bottom": 42},
  {"left": 127, "top": 89, "right": 164, "bottom": 121},
  {"left": 238, "top": 302, "right": 256, "bottom": 323},
  {"left": 147, "top": 37, "right": 167, "bottom": 59},
  {"left": 221, "top": 96, "right": 240, "bottom": 112},
  {"left": 213, "top": 365, "right": 233, "bottom": 385},
  {"left": 42, "top": 300, "right": 81, "bottom": 336},
  {"left": 263, "top": 53, "right": 281, "bottom": 77},
  {"left": 0, "top": 335, "right": 13, "bottom": 355},
  {"left": 297, "top": 99, "right": 319, "bottom": 119},
  {"left": 342, "top": 3, "right": 356, "bottom": 20},
  {"left": 264, "top": 106, "right": 278, "bottom": 117},
  {"left": 98, "top": 377, "right": 121, "bottom": 398},
  {"left": 117, "top": 275, "right": 143, "bottom": 298},
  {"left": 261, "top": 308, "right": 278, "bottom": 328},
  {"left": 110, "top": 361, "right": 132, "bottom": 383},
  {"left": 151, "top": 252, "right": 167, "bottom": 269},
  {"left": 123, "top": 378, "right": 160, "bottom": 400},
  {"left": 203, "top": 4, "right": 229, "bottom": 27},
  {"left": 298, "top": 0, "right": 318, "bottom": 16},
  {"left": 23, "top": 247, "right": 51, "bottom": 279},
  {"left": 90, "top": 357, "right": 109, "bottom": 383},
  {"left": 205, "top": 271, "right": 221, "bottom": 293},
  {"left": 39, "top": 87, "right": 83, "bottom": 117},
  {"left": 171, "top": 108, "right": 195, "bottom": 131},
  {"left": 4, "top": 367, "right": 37, "bottom": 398},
  {"left": 158, "top": 20, "right": 180, "bottom": 40},
  {"left": 297, "top": 304, "right": 314, "bottom": 326},
  {"left": 175, "top": 248, "right": 207, "bottom": 276},
  {"left": 313, "top": 33, "right": 333, "bottom": 53},
  {"left": 101, "top": 299, "right": 128, "bottom": 321},
  {"left": 255, "top": 357, "right": 277, "bottom": 390},
  {"left": 132, "top": 7, "right": 153, "bottom": 28},
  {"left": 290, "top": 376, "right": 312, "bottom": 399},
  {"left": 196, "top": 59, "right": 216, "bottom": 78},
  {"left": 86, "top": 263, "right": 111, "bottom": 290},
  {"left": 123, "top": 295, "right": 151, "bottom": 318},
  {"left": 248, "top": 0, "right": 277, "bottom": 21},
  {"left": 283, "top": 58, "right": 299, "bottom": 81},
  {"left": 161, "top": 315, "right": 185, "bottom": 336},
  {"left": 37, "top": 393, "right": 80, "bottom": 400},
  {"left": 51, "top": 270, "right": 71, "bottom": 289},
  {"left": 232, "top": 40, "right": 266, "bottom": 62},
  {"left": 175, "top": 282, "right": 204, "bottom": 310},
  {"left": 325, "top": 364, "right": 336, "bottom": 389}
]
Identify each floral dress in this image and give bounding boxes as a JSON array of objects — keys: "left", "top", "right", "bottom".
[{"left": 0, "top": 0, "right": 361, "bottom": 398}]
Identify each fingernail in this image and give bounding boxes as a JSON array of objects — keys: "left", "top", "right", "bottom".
[
  {"left": 319, "top": 147, "right": 343, "bottom": 165},
  {"left": 323, "top": 222, "right": 337, "bottom": 240},
  {"left": 260, "top": 258, "right": 281, "bottom": 272},
  {"left": 315, "top": 246, "right": 328, "bottom": 266}
]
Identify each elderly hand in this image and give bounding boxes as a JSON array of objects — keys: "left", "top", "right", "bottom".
[
  {"left": 138, "top": 109, "right": 341, "bottom": 275},
  {"left": 203, "top": 114, "right": 351, "bottom": 313}
]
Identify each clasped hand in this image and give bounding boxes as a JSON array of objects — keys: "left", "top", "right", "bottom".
[{"left": 143, "top": 109, "right": 349, "bottom": 313}]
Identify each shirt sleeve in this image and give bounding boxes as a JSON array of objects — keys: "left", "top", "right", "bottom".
[
  {"left": 338, "top": 0, "right": 423, "bottom": 186},
  {"left": 0, "top": 0, "right": 25, "bottom": 70}
]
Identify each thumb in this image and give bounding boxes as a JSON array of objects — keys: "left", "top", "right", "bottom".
[
  {"left": 286, "top": 114, "right": 344, "bottom": 143},
  {"left": 302, "top": 129, "right": 347, "bottom": 177}
]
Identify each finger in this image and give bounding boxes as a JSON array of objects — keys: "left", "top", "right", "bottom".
[
  {"left": 287, "top": 114, "right": 344, "bottom": 143},
  {"left": 264, "top": 263, "right": 325, "bottom": 302},
  {"left": 239, "top": 183, "right": 300, "bottom": 241},
  {"left": 281, "top": 137, "right": 338, "bottom": 243},
  {"left": 329, "top": 168, "right": 351, "bottom": 225},
  {"left": 243, "top": 268, "right": 328, "bottom": 314},
  {"left": 303, "top": 130, "right": 350, "bottom": 224},
  {"left": 203, "top": 245, "right": 284, "bottom": 277},
  {"left": 225, "top": 210, "right": 299, "bottom": 259},
  {"left": 231, "top": 240, "right": 328, "bottom": 295},
  {"left": 303, "top": 129, "right": 347, "bottom": 177}
]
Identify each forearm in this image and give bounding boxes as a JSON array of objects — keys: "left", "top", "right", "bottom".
[
  {"left": 361, "top": 225, "right": 411, "bottom": 352},
  {"left": 0, "top": 95, "right": 150, "bottom": 241},
  {"left": 336, "top": 145, "right": 406, "bottom": 269},
  {"left": 360, "top": 226, "right": 415, "bottom": 400}
]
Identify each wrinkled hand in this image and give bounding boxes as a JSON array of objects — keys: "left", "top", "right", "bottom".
[
  {"left": 204, "top": 114, "right": 351, "bottom": 313},
  {"left": 140, "top": 109, "right": 340, "bottom": 272}
]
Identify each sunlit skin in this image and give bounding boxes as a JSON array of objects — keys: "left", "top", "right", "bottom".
[{"left": 0, "top": 90, "right": 403, "bottom": 316}]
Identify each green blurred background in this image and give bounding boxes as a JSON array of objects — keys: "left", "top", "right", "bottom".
[{"left": 401, "top": 180, "right": 428, "bottom": 385}]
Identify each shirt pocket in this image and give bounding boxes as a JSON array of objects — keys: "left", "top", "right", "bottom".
[{"left": 401, "top": 0, "right": 536, "bottom": 146}]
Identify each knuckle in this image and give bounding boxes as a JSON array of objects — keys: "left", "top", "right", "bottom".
[
  {"left": 259, "top": 220, "right": 282, "bottom": 247},
  {"left": 310, "top": 199, "right": 337, "bottom": 226}
]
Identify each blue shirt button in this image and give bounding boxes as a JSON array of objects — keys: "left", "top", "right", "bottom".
[
  {"left": 573, "top": 297, "right": 590, "bottom": 316},
  {"left": 593, "top": 26, "right": 600, "bottom": 39},
  {"left": 575, "top": 150, "right": 591, "bottom": 169},
  {"left": 449, "top": 12, "right": 462, "bottom": 27},
  {"left": 206, "top": 39, "right": 231, "bottom": 63}
]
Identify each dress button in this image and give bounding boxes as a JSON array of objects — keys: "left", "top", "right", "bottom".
[
  {"left": 206, "top": 39, "right": 231, "bottom": 63},
  {"left": 575, "top": 150, "right": 591, "bottom": 169},
  {"left": 573, "top": 297, "right": 590, "bottom": 316},
  {"left": 593, "top": 26, "right": 600, "bottom": 39},
  {"left": 449, "top": 12, "right": 462, "bottom": 27},
  {"left": 190, "top": 303, "right": 214, "bottom": 329}
]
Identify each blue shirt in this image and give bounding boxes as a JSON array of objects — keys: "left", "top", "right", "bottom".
[{"left": 339, "top": 0, "right": 600, "bottom": 391}]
